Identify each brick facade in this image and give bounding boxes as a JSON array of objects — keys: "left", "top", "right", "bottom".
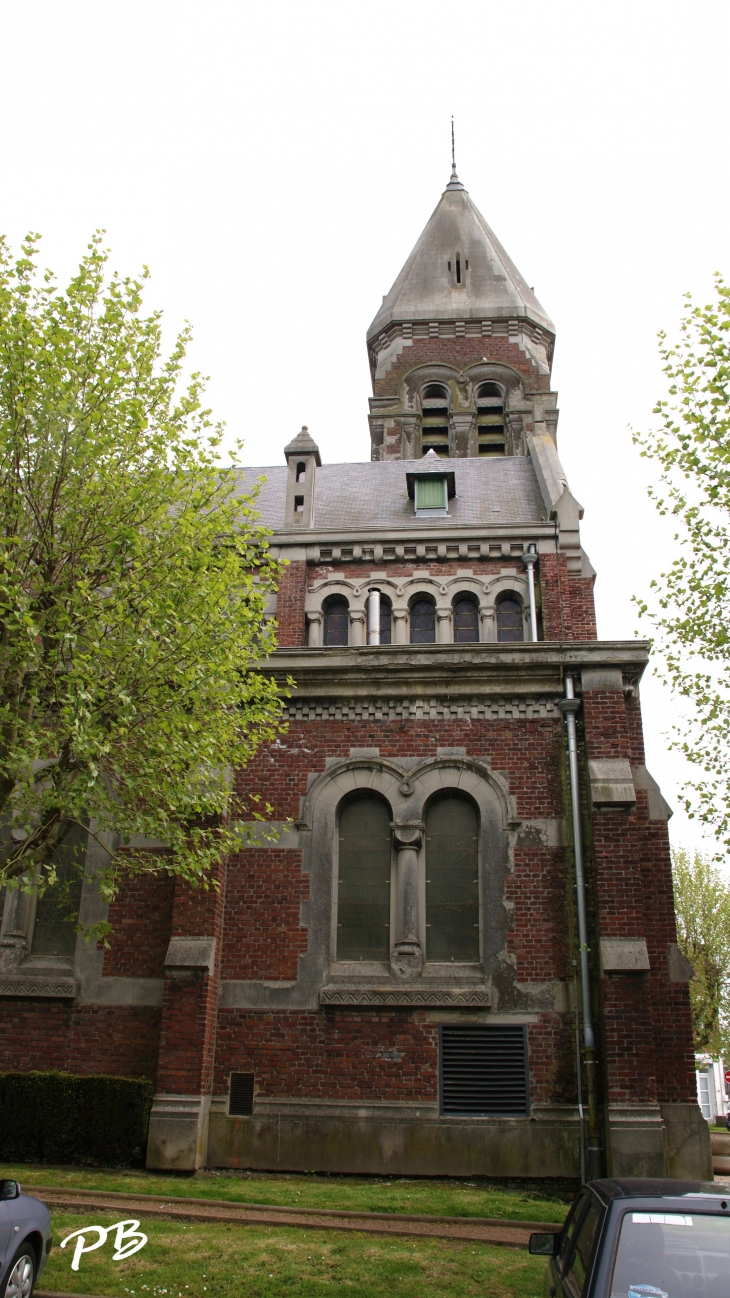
[{"left": 0, "top": 169, "right": 707, "bottom": 1183}]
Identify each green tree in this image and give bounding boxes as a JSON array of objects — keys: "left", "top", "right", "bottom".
[
  {"left": 672, "top": 846, "right": 730, "bottom": 1058},
  {"left": 0, "top": 233, "right": 285, "bottom": 920},
  {"left": 635, "top": 275, "right": 730, "bottom": 845}
]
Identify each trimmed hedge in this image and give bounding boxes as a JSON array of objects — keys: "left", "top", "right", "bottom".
[{"left": 0, "top": 1071, "right": 154, "bottom": 1165}]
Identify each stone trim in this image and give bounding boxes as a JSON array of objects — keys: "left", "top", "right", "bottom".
[
  {"left": 588, "top": 759, "right": 636, "bottom": 809},
  {"left": 0, "top": 973, "right": 76, "bottom": 998},
  {"left": 164, "top": 937, "right": 217, "bottom": 974},
  {"left": 600, "top": 938, "right": 650, "bottom": 974},
  {"left": 319, "top": 985, "right": 491, "bottom": 1007}
]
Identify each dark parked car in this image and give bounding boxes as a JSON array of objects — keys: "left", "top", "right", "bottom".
[
  {"left": 0, "top": 1180, "right": 52, "bottom": 1298},
  {"left": 530, "top": 1179, "right": 730, "bottom": 1298}
]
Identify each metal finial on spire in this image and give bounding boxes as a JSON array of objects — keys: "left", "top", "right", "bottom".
[{"left": 446, "top": 116, "right": 465, "bottom": 190}]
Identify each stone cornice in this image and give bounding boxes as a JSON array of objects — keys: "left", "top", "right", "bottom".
[
  {"left": 268, "top": 521, "right": 554, "bottom": 556},
  {"left": 261, "top": 642, "right": 650, "bottom": 702}
]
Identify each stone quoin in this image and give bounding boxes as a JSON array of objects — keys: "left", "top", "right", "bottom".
[{"left": 0, "top": 166, "right": 710, "bottom": 1182}]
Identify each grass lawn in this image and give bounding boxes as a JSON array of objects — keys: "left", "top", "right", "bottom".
[
  {"left": 3, "top": 1166, "right": 569, "bottom": 1224},
  {"left": 40, "top": 1210, "right": 549, "bottom": 1298}
]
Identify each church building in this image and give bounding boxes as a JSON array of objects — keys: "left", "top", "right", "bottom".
[{"left": 1, "top": 166, "right": 710, "bottom": 1183}]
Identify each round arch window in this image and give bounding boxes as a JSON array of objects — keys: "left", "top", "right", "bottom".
[
  {"left": 453, "top": 596, "right": 479, "bottom": 643},
  {"left": 410, "top": 598, "right": 435, "bottom": 644},
  {"left": 496, "top": 594, "right": 523, "bottom": 642},
  {"left": 324, "top": 598, "right": 349, "bottom": 647}
]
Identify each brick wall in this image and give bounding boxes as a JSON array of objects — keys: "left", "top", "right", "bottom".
[
  {"left": 237, "top": 716, "right": 565, "bottom": 825},
  {"left": 0, "top": 1003, "right": 161, "bottom": 1079},
  {"left": 155, "top": 866, "right": 226, "bottom": 1096},
  {"left": 373, "top": 336, "right": 553, "bottom": 397},
  {"left": 276, "top": 560, "right": 307, "bottom": 647},
  {"left": 539, "top": 554, "right": 597, "bottom": 641},
  {"left": 221, "top": 849, "right": 308, "bottom": 981},
  {"left": 581, "top": 680, "right": 696, "bottom": 1107},
  {"left": 103, "top": 871, "right": 175, "bottom": 978}
]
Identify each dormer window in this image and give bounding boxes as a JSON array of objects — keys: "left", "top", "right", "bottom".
[
  {"left": 415, "top": 475, "right": 447, "bottom": 513},
  {"left": 476, "top": 382, "right": 506, "bottom": 456},
  {"left": 421, "top": 383, "right": 450, "bottom": 458}
]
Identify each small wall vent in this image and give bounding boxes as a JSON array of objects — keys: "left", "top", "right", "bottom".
[
  {"left": 229, "top": 1072, "right": 255, "bottom": 1116},
  {"left": 439, "top": 1025, "right": 529, "bottom": 1116}
]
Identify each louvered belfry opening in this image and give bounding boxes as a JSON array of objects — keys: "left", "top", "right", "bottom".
[
  {"left": 439, "top": 1025, "right": 529, "bottom": 1115},
  {"left": 229, "top": 1072, "right": 255, "bottom": 1116}
]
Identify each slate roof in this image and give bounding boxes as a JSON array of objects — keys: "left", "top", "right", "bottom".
[
  {"left": 367, "top": 177, "right": 554, "bottom": 341},
  {"left": 234, "top": 456, "right": 547, "bottom": 533}
]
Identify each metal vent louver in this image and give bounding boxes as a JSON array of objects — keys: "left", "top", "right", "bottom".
[
  {"left": 440, "top": 1025, "right": 529, "bottom": 1115},
  {"left": 229, "top": 1072, "right": 255, "bottom": 1116}
]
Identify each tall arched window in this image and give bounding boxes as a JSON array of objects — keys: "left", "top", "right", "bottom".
[
  {"left": 379, "top": 596, "right": 392, "bottom": 646},
  {"left": 336, "top": 794, "right": 392, "bottom": 961},
  {"left": 410, "top": 597, "right": 435, "bottom": 644},
  {"left": 30, "top": 822, "right": 87, "bottom": 958},
  {"left": 496, "top": 594, "right": 523, "bottom": 642},
  {"left": 453, "top": 596, "right": 479, "bottom": 643},
  {"left": 425, "top": 794, "right": 479, "bottom": 962},
  {"left": 323, "top": 598, "right": 349, "bottom": 647}
]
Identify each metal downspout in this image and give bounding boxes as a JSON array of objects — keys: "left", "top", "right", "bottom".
[
  {"left": 558, "top": 675, "right": 602, "bottom": 1180},
  {"left": 524, "top": 545, "right": 539, "bottom": 642}
]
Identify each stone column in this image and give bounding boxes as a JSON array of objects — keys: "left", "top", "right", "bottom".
[
  {"left": 436, "top": 608, "right": 452, "bottom": 644},
  {"left": 307, "top": 612, "right": 322, "bottom": 647},
  {"left": 390, "top": 822, "right": 423, "bottom": 979},
  {"left": 479, "top": 606, "right": 494, "bottom": 642},
  {"left": 0, "top": 883, "right": 32, "bottom": 974},
  {"left": 450, "top": 412, "right": 475, "bottom": 458},
  {"left": 393, "top": 609, "right": 408, "bottom": 645},
  {"left": 349, "top": 611, "right": 365, "bottom": 647}
]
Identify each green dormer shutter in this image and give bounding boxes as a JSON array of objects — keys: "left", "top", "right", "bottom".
[{"left": 415, "top": 476, "right": 447, "bottom": 510}]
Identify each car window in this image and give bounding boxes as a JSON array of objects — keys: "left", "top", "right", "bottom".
[
  {"left": 610, "top": 1210, "right": 730, "bottom": 1298},
  {"left": 563, "top": 1201, "right": 603, "bottom": 1298},
  {"left": 557, "top": 1192, "right": 592, "bottom": 1273}
]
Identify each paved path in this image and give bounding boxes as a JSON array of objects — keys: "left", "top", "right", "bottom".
[{"left": 30, "top": 1184, "right": 562, "bottom": 1250}]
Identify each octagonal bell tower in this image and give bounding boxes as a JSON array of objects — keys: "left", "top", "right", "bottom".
[{"left": 366, "top": 167, "right": 559, "bottom": 462}]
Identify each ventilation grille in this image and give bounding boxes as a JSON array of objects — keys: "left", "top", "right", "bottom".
[
  {"left": 229, "top": 1072, "right": 255, "bottom": 1117},
  {"left": 440, "top": 1025, "right": 529, "bottom": 1115}
]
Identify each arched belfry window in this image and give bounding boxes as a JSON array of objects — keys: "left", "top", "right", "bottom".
[
  {"left": 323, "top": 597, "right": 349, "bottom": 647},
  {"left": 476, "top": 381, "right": 505, "bottom": 456},
  {"left": 410, "top": 597, "right": 435, "bottom": 644},
  {"left": 421, "top": 383, "right": 450, "bottom": 458},
  {"left": 453, "top": 595, "right": 479, "bottom": 643},
  {"left": 336, "top": 794, "right": 392, "bottom": 961},
  {"left": 296, "top": 462, "right": 306, "bottom": 483},
  {"left": 496, "top": 593, "right": 524, "bottom": 643},
  {"left": 425, "top": 794, "right": 480, "bottom": 962}
]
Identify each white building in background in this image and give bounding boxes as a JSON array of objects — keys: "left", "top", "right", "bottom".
[{"left": 696, "top": 1059, "right": 728, "bottom": 1124}]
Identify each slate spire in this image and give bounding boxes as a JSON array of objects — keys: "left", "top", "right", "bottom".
[{"left": 367, "top": 178, "right": 554, "bottom": 343}]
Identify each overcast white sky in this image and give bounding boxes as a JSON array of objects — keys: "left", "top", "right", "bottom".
[{"left": 2, "top": 0, "right": 728, "bottom": 852}]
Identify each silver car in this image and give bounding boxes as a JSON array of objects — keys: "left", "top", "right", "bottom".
[{"left": 0, "top": 1181, "right": 51, "bottom": 1298}]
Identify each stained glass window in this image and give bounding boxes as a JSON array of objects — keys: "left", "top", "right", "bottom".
[
  {"left": 337, "top": 795, "right": 392, "bottom": 961},
  {"left": 426, "top": 795, "right": 480, "bottom": 961}
]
